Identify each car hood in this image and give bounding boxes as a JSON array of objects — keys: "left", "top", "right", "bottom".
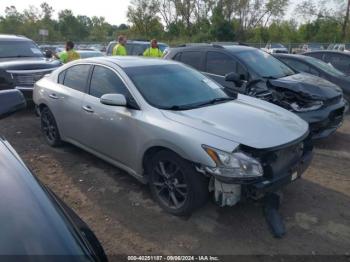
[
  {"left": 269, "top": 73, "right": 343, "bottom": 100},
  {"left": 162, "top": 95, "right": 308, "bottom": 149},
  {"left": 0, "top": 57, "right": 61, "bottom": 70}
]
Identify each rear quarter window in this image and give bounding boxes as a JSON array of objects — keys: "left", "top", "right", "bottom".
[{"left": 58, "top": 71, "right": 66, "bottom": 84}]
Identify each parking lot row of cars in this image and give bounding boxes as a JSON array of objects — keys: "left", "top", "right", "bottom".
[
  {"left": 0, "top": 34, "right": 350, "bottom": 256},
  {"left": 262, "top": 42, "right": 350, "bottom": 54}
]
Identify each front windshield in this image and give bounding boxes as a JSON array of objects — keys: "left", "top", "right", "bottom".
[
  {"left": 124, "top": 64, "right": 229, "bottom": 109},
  {"left": 0, "top": 40, "right": 43, "bottom": 58},
  {"left": 304, "top": 56, "right": 345, "bottom": 77},
  {"left": 236, "top": 49, "right": 295, "bottom": 78}
]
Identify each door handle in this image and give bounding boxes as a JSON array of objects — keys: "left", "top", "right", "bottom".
[
  {"left": 49, "top": 94, "right": 59, "bottom": 99},
  {"left": 82, "top": 105, "right": 94, "bottom": 113}
]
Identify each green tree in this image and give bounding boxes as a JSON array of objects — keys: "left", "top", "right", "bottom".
[{"left": 210, "top": 1, "right": 235, "bottom": 41}]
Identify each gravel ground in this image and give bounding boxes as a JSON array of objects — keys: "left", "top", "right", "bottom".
[{"left": 0, "top": 109, "right": 349, "bottom": 259}]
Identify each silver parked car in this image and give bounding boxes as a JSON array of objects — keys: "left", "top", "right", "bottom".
[{"left": 33, "top": 57, "right": 313, "bottom": 215}]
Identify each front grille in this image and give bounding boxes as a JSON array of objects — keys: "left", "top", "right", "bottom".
[
  {"left": 8, "top": 69, "right": 53, "bottom": 87},
  {"left": 262, "top": 143, "right": 304, "bottom": 179},
  {"left": 242, "top": 139, "right": 311, "bottom": 180}
]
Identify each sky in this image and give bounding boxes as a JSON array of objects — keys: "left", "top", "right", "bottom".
[{"left": 0, "top": 0, "right": 303, "bottom": 25}]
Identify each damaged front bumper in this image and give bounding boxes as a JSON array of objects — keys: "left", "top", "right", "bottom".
[
  {"left": 206, "top": 138, "right": 314, "bottom": 207},
  {"left": 246, "top": 149, "right": 313, "bottom": 199},
  {"left": 296, "top": 98, "right": 348, "bottom": 139}
]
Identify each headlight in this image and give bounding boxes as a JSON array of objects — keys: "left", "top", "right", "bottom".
[
  {"left": 290, "top": 100, "right": 323, "bottom": 112},
  {"left": 202, "top": 145, "right": 263, "bottom": 181}
]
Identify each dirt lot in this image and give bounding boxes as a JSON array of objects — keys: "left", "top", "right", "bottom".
[{"left": 1, "top": 109, "right": 350, "bottom": 257}]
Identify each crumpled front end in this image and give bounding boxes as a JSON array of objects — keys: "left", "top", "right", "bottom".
[
  {"left": 203, "top": 135, "right": 313, "bottom": 207},
  {"left": 246, "top": 73, "right": 347, "bottom": 139}
]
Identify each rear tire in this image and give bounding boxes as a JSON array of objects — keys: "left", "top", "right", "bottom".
[
  {"left": 147, "top": 150, "right": 209, "bottom": 216},
  {"left": 40, "top": 107, "right": 62, "bottom": 147}
]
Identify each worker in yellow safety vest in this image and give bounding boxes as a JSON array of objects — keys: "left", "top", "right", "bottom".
[
  {"left": 112, "top": 35, "right": 127, "bottom": 56},
  {"left": 55, "top": 41, "right": 80, "bottom": 64},
  {"left": 143, "top": 39, "right": 163, "bottom": 58}
]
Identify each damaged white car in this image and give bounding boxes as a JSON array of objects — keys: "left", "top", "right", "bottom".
[{"left": 33, "top": 57, "right": 313, "bottom": 218}]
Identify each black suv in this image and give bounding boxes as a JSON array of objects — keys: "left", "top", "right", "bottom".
[
  {"left": 106, "top": 40, "right": 168, "bottom": 56},
  {"left": 0, "top": 35, "right": 61, "bottom": 101},
  {"left": 164, "top": 44, "right": 347, "bottom": 139}
]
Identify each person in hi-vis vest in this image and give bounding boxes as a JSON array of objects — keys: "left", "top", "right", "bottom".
[
  {"left": 112, "top": 35, "right": 128, "bottom": 56},
  {"left": 55, "top": 41, "right": 80, "bottom": 64},
  {"left": 143, "top": 39, "right": 163, "bottom": 58}
]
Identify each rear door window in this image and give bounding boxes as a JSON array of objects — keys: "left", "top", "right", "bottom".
[
  {"left": 63, "top": 65, "right": 91, "bottom": 93},
  {"left": 180, "top": 51, "right": 203, "bottom": 70},
  {"left": 206, "top": 52, "right": 236, "bottom": 76}
]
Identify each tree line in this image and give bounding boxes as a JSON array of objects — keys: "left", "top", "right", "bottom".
[{"left": 0, "top": 0, "right": 349, "bottom": 44}]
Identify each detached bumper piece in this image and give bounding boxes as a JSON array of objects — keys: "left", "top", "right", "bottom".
[{"left": 263, "top": 192, "right": 286, "bottom": 238}]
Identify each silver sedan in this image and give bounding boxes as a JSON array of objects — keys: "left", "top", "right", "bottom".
[{"left": 33, "top": 57, "right": 313, "bottom": 215}]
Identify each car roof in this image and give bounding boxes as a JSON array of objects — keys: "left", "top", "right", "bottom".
[
  {"left": 81, "top": 56, "right": 177, "bottom": 68},
  {"left": 0, "top": 34, "right": 31, "bottom": 41},
  {"left": 171, "top": 44, "right": 256, "bottom": 53},
  {"left": 274, "top": 54, "right": 305, "bottom": 59},
  {"left": 304, "top": 50, "right": 350, "bottom": 56},
  {"left": 77, "top": 49, "right": 102, "bottom": 53}
]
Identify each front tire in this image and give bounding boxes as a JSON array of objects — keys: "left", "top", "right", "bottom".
[
  {"left": 41, "top": 107, "right": 62, "bottom": 147},
  {"left": 147, "top": 150, "right": 209, "bottom": 216}
]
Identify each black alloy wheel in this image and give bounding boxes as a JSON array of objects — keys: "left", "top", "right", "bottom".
[
  {"left": 148, "top": 150, "right": 209, "bottom": 216},
  {"left": 41, "top": 107, "right": 62, "bottom": 147}
]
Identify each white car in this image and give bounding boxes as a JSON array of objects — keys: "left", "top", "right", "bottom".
[{"left": 262, "top": 43, "right": 288, "bottom": 54}]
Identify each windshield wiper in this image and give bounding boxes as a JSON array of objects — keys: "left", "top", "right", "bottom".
[
  {"left": 1, "top": 55, "right": 38, "bottom": 58},
  {"left": 162, "top": 105, "right": 196, "bottom": 111},
  {"left": 161, "top": 98, "right": 234, "bottom": 111},
  {"left": 262, "top": 75, "right": 278, "bottom": 79},
  {"left": 192, "top": 97, "right": 235, "bottom": 108}
]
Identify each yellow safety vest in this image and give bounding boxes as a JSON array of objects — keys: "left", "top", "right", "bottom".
[
  {"left": 112, "top": 44, "right": 127, "bottom": 56},
  {"left": 143, "top": 47, "right": 163, "bottom": 58},
  {"left": 59, "top": 50, "right": 80, "bottom": 64}
]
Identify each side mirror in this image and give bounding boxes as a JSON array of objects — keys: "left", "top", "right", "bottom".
[
  {"left": 0, "top": 89, "right": 27, "bottom": 119},
  {"left": 100, "top": 94, "right": 127, "bottom": 107},
  {"left": 44, "top": 50, "right": 53, "bottom": 59},
  {"left": 225, "top": 72, "right": 247, "bottom": 87},
  {"left": 225, "top": 72, "right": 240, "bottom": 83}
]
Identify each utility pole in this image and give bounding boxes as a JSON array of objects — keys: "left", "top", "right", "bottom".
[{"left": 342, "top": 0, "right": 350, "bottom": 41}]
